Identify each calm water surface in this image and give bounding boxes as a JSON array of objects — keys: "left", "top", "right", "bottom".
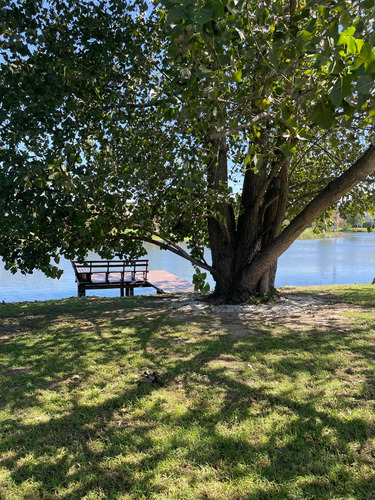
[{"left": 1, "top": 233, "right": 374, "bottom": 302}]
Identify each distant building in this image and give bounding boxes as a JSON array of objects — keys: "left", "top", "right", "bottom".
[{"left": 332, "top": 212, "right": 345, "bottom": 228}]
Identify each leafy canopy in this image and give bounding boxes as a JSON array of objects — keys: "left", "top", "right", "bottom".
[{"left": 1, "top": 0, "right": 375, "bottom": 278}]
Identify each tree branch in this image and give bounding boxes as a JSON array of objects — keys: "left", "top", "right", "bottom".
[
  {"left": 250, "top": 157, "right": 285, "bottom": 219},
  {"left": 126, "top": 98, "right": 172, "bottom": 108},
  {"left": 209, "top": 111, "right": 274, "bottom": 139},
  {"left": 110, "top": 232, "right": 214, "bottom": 273},
  {"left": 130, "top": 224, "right": 214, "bottom": 273},
  {"left": 244, "top": 143, "right": 375, "bottom": 283},
  {"left": 289, "top": 130, "right": 330, "bottom": 179},
  {"left": 286, "top": 189, "right": 322, "bottom": 209}
]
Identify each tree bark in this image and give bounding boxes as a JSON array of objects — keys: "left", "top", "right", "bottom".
[
  {"left": 207, "top": 137, "right": 288, "bottom": 302},
  {"left": 206, "top": 137, "right": 236, "bottom": 296}
]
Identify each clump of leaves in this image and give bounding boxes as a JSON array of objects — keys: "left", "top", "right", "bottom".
[
  {"left": 247, "top": 289, "right": 281, "bottom": 305},
  {"left": 192, "top": 267, "right": 210, "bottom": 294}
]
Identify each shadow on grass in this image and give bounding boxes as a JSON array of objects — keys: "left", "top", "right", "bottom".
[{"left": 0, "top": 296, "right": 374, "bottom": 498}]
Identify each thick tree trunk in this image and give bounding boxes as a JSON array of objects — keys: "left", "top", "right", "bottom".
[
  {"left": 207, "top": 137, "right": 286, "bottom": 303},
  {"left": 207, "top": 142, "right": 375, "bottom": 304},
  {"left": 209, "top": 256, "right": 278, "bottom": 303}
]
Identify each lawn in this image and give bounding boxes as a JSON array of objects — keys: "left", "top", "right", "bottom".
[{"left": 0, "top": 286, "right": 374, "bottom": 499}]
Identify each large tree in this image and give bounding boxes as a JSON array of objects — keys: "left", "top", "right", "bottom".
[{"left": 1, "top": 0, "right": 375, "bottom": 303}]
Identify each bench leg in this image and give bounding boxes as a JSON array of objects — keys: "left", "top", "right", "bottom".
[
  {"left": 78, "top": 285, "right": 86, "bottom": 297},
  {"left": 126, "top": 288, "right": 130, "bottom": 297},
  {"left": 120, "top": 287, "right": 124, "bottom": 297}
]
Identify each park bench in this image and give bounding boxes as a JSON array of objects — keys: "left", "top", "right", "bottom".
[{"left": 71, "top": 259, "right": 161, "bottom": 297}]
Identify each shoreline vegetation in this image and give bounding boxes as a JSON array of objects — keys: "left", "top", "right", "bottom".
[
  {"left": 1, "top": 285, "right": 374, "bottom": 498},
  {"left": 298, "top": 228, "right": 344, "bottom": 239},
  {"left": 298, "top": 227, "right": 370, "bottom": 239}
]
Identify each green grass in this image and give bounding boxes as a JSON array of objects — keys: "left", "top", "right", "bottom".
[{"left": 0, "top": 288, "right": 374, "bottom": 499}]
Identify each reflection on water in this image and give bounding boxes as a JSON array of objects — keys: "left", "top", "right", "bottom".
[{"left": 1, "top": 233, "right": 374, "bottom": 302}]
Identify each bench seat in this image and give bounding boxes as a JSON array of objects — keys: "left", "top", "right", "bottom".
[{"left": 71, "top": 259, "right": 154, "bottom": 297}]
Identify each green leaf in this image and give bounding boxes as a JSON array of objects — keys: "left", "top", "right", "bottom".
[
  {"left": 194, "top": 8, "right": 214, "bottom": 27},
  {"left": 166, "top": 6, "right": 186, "bottom": 26},
  {"left": 330, "top": 59, "right": 345, "bottom": 75},
  {"left": 270, "top": 44, "right": 282, "bottom": 68},
  {"left": 345, "top": 36, "right": 357, "bottom": 55},
  {"left": 329, "top": 76, "right": 353, "bottom": 106},
  {"left": 297, "top": 29, "right": 313, "bottom": 49},
  {"left": 356, "top": 75, "right": 374, "bottom": 94},
  {"left": 281, "top": 104, "right": 292, "bottom": 121},
  {"left": 337, "top": 26, "right": 357, "bottom": 55},
  {"left": 253, "top": 153, "right": 263, "bottom": 170},
  {"left": 342, "top": 101, "right": 356, "bottom": 122},
  {"left": 305, "top": 18, "right": 317, "bottom": 33},
  {"left": 297, "top": 30, "right": 313, "bottom": 44},
  {"left": 212, "top": 1, "right": 224, "bottom": 18},
  {"left": 192, "top": 268, "right": 209, "bottom": 293},
  {"left": 355, "top": 39, "right": 364, "bottom": 53},
  {"left": 317, "top": 5, "right": 329, "bottom": 19},
  {"left": 311, "top": 101, "right": 336, "bottom": 129},
  {"left": 280, "top": 143, "right": 296, "bottom": 157},
  {"left": 328, "top": 21, "right": 339, "bottom": 37},
  {"left": 337, "top": 27, "right": 356, "bottom": 42},
  {"left": 355, "top": 43, "right": 375, "bottom": 74},
  {"left": 233, "top": 70, "right": 243, "bottom": 83}
]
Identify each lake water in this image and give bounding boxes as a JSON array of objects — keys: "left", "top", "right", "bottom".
[{"left": 1, "top": 232, "right": 374, "bottom": 303}]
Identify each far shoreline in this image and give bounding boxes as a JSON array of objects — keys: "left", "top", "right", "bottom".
[{"left": 298, "top": 228, "right": 372, "bottom": 240}]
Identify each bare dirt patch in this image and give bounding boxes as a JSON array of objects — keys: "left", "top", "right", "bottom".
[{"left": 160, "top": 291, "right": 359, "bottom": 339}]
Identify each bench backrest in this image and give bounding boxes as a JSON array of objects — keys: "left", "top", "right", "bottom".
[{"left": 71, "top": 260, "right": 149, "bottom": 283}]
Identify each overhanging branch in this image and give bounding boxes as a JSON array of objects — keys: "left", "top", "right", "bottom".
[
  {"left": 245, "top": 143, "right": 375, "bottom": 283},
  {"left": 111, "top": 226, "right": 214, "bottom": 274}
]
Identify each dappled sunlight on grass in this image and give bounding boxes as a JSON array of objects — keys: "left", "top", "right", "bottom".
[{"left": 0, "top": 290, "right": 374, "bottom": 498}]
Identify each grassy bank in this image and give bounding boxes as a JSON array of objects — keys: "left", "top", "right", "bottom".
[
  {"left": 298, "top": 228, "right": 344, "bottom": 239},
  {"left": 345, "top": 227, "right": 371, "bottom": 233},
  {"left": 299, "top": 227, "right": 373, "bottom": 239},
  {"left": 0, "top": 287, "right": 374, "bottom": 499}
]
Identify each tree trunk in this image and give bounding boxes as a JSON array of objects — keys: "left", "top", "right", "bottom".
[
  {"left": 207, "top": 137, "right": 286, "bottom": 303},
  {"left": 208, "top": 254, "right": 278, "bottom": 303},
  {"left": 207, "top": 143, "right": 375, "bottom": 304}
]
